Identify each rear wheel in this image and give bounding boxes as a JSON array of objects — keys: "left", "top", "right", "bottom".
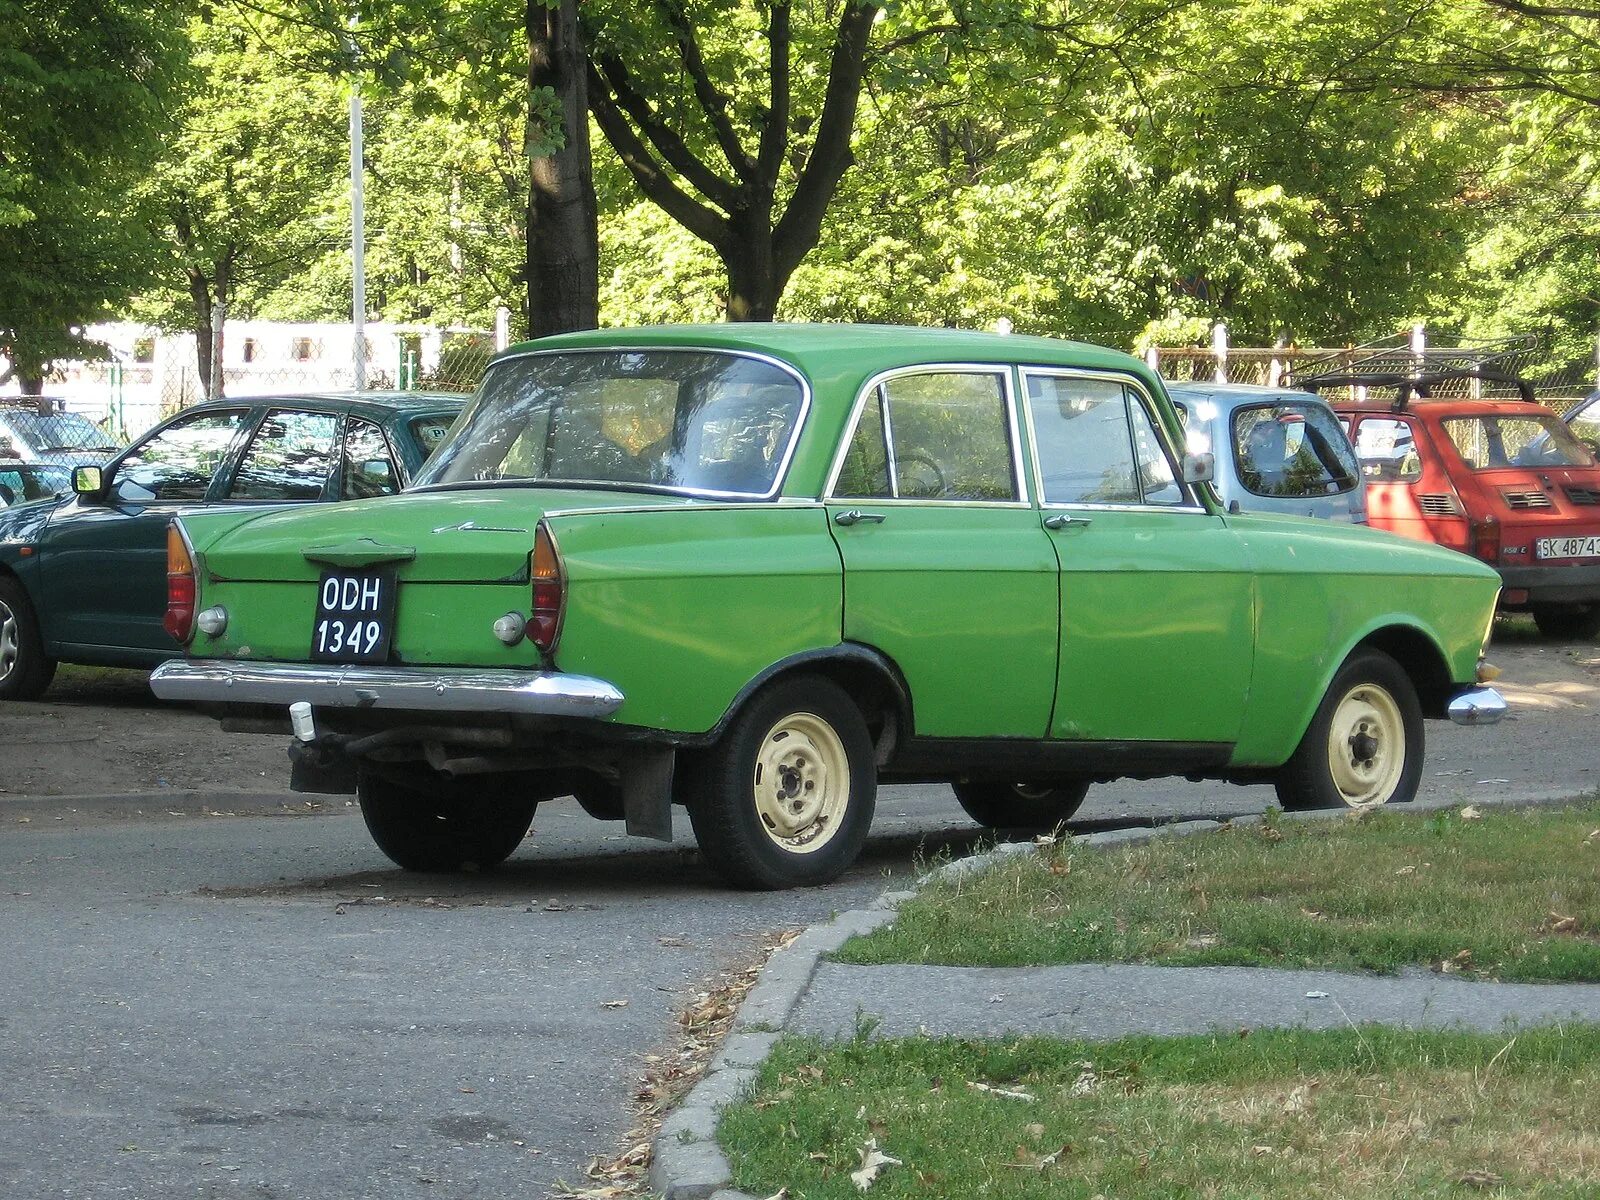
[
  {"left": 358, "top": 767, "right": 538, "bottom": 872},
  {"left": 1531, "top": 604, "right": 1600, "bottom": 640},
  {"left": 684, "top": 676, "right": 876, "bottom": 890},
  {"left": 0, "top": 577, "right": 56, "bottom": 701},
  {"left": 951, "top": 780, "right": 1090, "bottom": 833},
  {"left": 1275, "top": 649, "right": 1423, "bottom": 811}
]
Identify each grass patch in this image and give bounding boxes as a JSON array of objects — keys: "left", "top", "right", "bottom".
[
  {"left": 721, "top": 1026, "right": 1600, "bottom": 1198},
  {"left": 838, "top": 801, "right": 1600, "bottom": 981}
]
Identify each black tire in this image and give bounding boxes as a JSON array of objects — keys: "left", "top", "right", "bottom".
[
  {"left": 683, "top": 676, "right": 876, "bottom": 890},
  {"left": 573, "top": 781, "right": 625, "bottom": 821},
  {"left": 358, "top": 767, "right": 538, "bottom": 872},
  {"left": 951, "top": 780, "right": 1091, "bottom": 833},
  {"left": 1531, "top": 604, "right": 1600, "bottom": 641},
  {"left": 0, "top": 576, "right": 56, "bottom": 701},
  {"left": 1275, "top": 648, "right": 1423, "bottom": 811}
]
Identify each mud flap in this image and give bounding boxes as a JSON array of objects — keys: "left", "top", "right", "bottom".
[
  {"left": 620, "top": 747, "right": 675, "bottom": 841},
  {"left": 287, "top": 740, "right": 358, "bottom": 795}
]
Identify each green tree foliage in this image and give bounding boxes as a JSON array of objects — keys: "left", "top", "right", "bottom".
[
  {"left": 0, "top": 0, "right": 184, "bottom": 389},
  {"left": 131, "top": 6, "right": 346, "bottom": 391}
]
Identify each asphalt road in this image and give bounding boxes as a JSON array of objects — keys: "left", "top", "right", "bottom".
[{"left": 1, "top": 640, "right": 1595, "bottom": 1200}]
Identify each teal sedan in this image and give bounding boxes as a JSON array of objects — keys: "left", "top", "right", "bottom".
[{"left": 0, "top": 391, "right": 462, "bottom": 700}]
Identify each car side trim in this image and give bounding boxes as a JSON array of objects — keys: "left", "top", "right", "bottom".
[
  {"left": 883, "top": 736, "right": 1234, "bottom": 781},
  {"left": 149, "top": 659, "right": 624, "bottom": 718}
]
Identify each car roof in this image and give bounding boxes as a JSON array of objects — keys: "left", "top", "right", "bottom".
[
  {"left": 507, "top": 323, "right": 1156, "bottom": 391},
  {"left": 1328, "top": 397, "right": 1560, "bottom": 419},
  {"left": 178, "top": 390, "right": 467, "bottom": 419}
]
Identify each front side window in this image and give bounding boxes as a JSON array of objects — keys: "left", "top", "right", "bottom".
[
  {"left": 1233, "top": 403, "right": 1360, "bottom": 498},
  {"left": 342, "top": 418, "right": 399, "bottom": 499},
  {"left": 116, "top": 410, "right": 248, "bottom": 501},
  {"left": 1443, "top": 414, "right": 1597, "bottom": 470},
  {"left": 418, "top": 351, "right": 806, "bottom": 497},
  {"left": 228, "top": 409, "right": 340, "bottom": 501},
  {"left": 1571, "top": 396, "right": 1600, "bottom": 454},
  {"left": 1353, "top": 417, "right": 1422, "bottom": 483}
]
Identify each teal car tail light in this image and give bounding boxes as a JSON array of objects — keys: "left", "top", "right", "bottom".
[
  {"left": 163, "top": 524, "right": 197, "bottom": 644},
  {"left": 530, "top": 522, "right": 564, "bottom": 654}
]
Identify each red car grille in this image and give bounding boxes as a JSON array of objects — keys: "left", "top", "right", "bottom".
[
  {"left": 1502, "top": 490, "right": 1553, "bottom": 510},
  {"left": 1418, "top": 493, "right": 1462, "bottom": 516},
  {"left": 1564, "top": 485, "right": 1600, "bottom": 506}
]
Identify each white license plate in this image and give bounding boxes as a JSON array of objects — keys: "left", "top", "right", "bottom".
[{"left": 1536, "top": 535, "right": 1600, "bottom": 560}]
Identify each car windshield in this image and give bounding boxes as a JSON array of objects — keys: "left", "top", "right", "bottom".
[
  {"left": 0, "top": 410, "right": 117, "bottom": 452},
  {"left": 1442, "top": 415, "right": 1596, "bottom": 470},
  {"left": 416, "top": 350, "right": 807, "bottom": 497}
]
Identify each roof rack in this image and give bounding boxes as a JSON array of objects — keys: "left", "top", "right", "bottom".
[{"left": 1296, "top": 366, "right": 1537, "bottom": 411}]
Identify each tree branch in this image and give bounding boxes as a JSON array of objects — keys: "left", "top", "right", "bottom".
[
  {"left": 754, "top": 1, "right": 791, "bottom": 188},
  {"left": 590, "top": 50, "right": 741, "bottom": 212},
  {"left": 650, "top": 0, "right": 754, "bottom": 180},
  {"left": 586, "top": 63, "right": 729, "bottom": 248},
  {"left": 773, "top": 0, "right": 879, "bottom": 278}
]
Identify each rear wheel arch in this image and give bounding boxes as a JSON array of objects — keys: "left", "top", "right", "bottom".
[{"left": 709, "top": 645, "right": 912, "bottom": 766}]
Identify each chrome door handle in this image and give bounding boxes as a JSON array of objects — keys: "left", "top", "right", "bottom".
[
  {"left": 833, "top": 509, "right": 887, "bottom": 526},
  {"left": 1043, "top": 514, "right": 1091, "bottom": 530}
]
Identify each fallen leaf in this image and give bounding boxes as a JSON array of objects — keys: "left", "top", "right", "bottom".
[
  {"left": 967, "top": 1081, "right": 1036, "bottom": 1103},
  {"left": 1068, "top": 1063, "right": 1098, "bottom": 1097},
  {"left": 1460, "top": 805, "right": 1484, "bottom": 820},
  {"left": 1438, "top": 948, "right": 1475, "bottom": 975},
  {"left": 1260, "top": 825, "right": 1284, "bottom": 843},
  {"left": 1251, "top": 1145, "right": 1275, "bottom": 1157},
  {"left": 1545, "top": 912, "right": 1580, "bottom": 934},
  {"left": 1394, "top": 865, "right": 1416, "bottom": 876},
  {"left": 600, "top": 999, "right": 630, "bottom": 1009},
  {"left": 1584, "top": 829, "right": 1599, "bottom": 845},
  {"left": 657, "top": 936, "right": 690, "bottom": 947},
  {"left": 1024, "top": 1123, "right": 1046, "bottom": 1140},
  {"left": 1457, "top": 1169, "right": 1502, "bottom": 1189},
  {"left": 759, "top": 1190, "right": 789, "bottom": 1200},
  {"left": 1305, "top": 990, "right": 1330, "bottom": 999},
  {"left": 850, "top": 1138, "right": 902, "bottom": 1191},
  {"left": 1282, "top": 1084, "right": 1313, "bottom": 1114}
]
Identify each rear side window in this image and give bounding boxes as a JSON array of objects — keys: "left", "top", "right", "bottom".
[
  {"left": 1233, "top": 403, "right": 1360, "bottom": 498},
  {"left": 1352, "top": 417, "right": 1422, "bottom": 482},
  {"left": 342, "top": 418, "right": 399, "bottom": 500},
  {"left": 1443, "top": 415, "right": 1596, "bottom": 470},
  {"left": 228, "top": 409, "right": 340, "bottom": 501},
  {"left": 835, "top": 370, "right": 1017, "bottom": 501}
]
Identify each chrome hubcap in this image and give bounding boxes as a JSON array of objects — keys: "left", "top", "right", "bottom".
[
  {"left": 1326, "top": 683, "right": 1405, "bottom": 808},
  {"left": 0, "top": 599, "right": 17, "bottom": 684},
  {"left": 752, "top": 711, "right": 849, "bottom": 855}
]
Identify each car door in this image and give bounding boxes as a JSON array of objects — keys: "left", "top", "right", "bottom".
[
  {"left": 1023, "top": 370, "right": 1254, "bottom": 746},
  {"left": 1346, "top": 413, "right": 1463, "bottom": 549},
  {"left": 825, "top": 366, "right": 1059, "bottom": 738},
  {"left": 38, "top": 407, "right": 254, "bottom": 656}
]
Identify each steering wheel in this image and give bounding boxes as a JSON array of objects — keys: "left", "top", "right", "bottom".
[{"left": 896, "top": 450, "right": 950, "bottom": 498}]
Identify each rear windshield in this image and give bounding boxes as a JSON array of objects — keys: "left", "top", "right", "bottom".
[
  {"left": 1441, "top": 415, "right": 1596, "bottom": 470},
  {"left": 416, "top": 350, "right": 807, "bottom": 497},
  {"left": 1232, "top": 402, "right": 1360, "bottom": 497},
  {"left": 0, "top": 410, "right": 118, "bottom": 453}
]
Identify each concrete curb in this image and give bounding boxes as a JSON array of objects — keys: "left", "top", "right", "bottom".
[{"left": 646, "top": 788, "right": 1597, "bottom": 1200}]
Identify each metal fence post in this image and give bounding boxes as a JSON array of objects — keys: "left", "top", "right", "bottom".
[
  {"left": 495, "top": 306, "right": 510, "bottom": 353},
  {"left": 209, "top": 301, "right": 226, "bottom": 400},
  {"left": 1144, "top": 346, "right": 1160, "bottom": 374},
  {"left": 1211, "top": 322, "right": 1228, "bottom": 383}
]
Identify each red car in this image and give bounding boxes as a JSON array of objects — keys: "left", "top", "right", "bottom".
[{"left": 1312, "top": 371, "right": 1600, "bottom": 639}]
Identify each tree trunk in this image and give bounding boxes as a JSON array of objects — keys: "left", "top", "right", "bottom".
[
  {"left": 526, "top": 0, "right": 599, "bottom": 338},
  {"left": 722, "top": 215, "right": 780, "bottom": 321},
  {"left": 188, "top": 267, "right": 214, "bottom": 399}
]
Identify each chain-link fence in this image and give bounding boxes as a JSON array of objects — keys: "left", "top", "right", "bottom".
[
  {"left": 1151, "top": 330, "right": 1597, "bottom": 416},
  {"left": 4, "top": 321, "right": 502, "bottom": 446}
]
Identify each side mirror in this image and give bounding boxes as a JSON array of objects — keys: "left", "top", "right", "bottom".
[
  {"left": 72, "top": 465, "right": 105, "bottom": 499},
  {"left": 1181, "top": 452, "right": 1215, "bottom": 484}
]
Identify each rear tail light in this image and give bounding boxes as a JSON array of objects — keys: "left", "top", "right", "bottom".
[
  {"left": 163, "top": 523, "right": 197, "bottom": 644},
  {"left": 1469, "top": 516, "right": 1501, "bottom": 564},
  {"left": 529, "top": 522, "right": 564, "bottom": 654}
]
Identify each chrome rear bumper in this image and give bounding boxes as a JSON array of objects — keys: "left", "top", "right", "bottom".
[
  {"left": 1446, "top": 685, "right": 1507, "bottom": 726},
  {"left": 150, "top": 660, "right": 624, "bottom": 719}
]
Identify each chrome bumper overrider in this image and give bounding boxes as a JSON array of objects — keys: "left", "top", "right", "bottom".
[
  {"left": 1446, "top": 686, "right": 1507, "bottom": 727},
  {"left": 150, "top": 660, "right": 625, "bottom": 719}
]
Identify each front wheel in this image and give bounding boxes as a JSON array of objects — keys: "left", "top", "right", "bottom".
[
  {"left": 952, "top": 780, "right": 1090, "bottom": 833},
  {"left": 358, "top": 768, "right": 538, "bottom": 872},
  {"left": 0, "top": 577, "right": 57, "bottom": 701},
  {"left": 1275, "top": 649, "right": 1423, "bottom": 811},
  {"left": 1531, "top": 604, "right": 1600, "bottom": 641},
  {"left": 684, "top": 676, "right": 876, "bottom": 890}
]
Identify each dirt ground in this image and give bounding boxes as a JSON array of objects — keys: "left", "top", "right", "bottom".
[{"left": 1, "top": 622, "right": 1596, "bottom": 799}]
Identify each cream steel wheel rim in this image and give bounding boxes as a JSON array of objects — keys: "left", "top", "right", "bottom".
[
  {"left": 1326, "top": 682, "right": 1405, "bottom": 808},
  {"left": 752, "top": 711, "right": 849, "bottom": 854},
  {"left": 0, "top": 599, "right": 17, "bottom": 684}
]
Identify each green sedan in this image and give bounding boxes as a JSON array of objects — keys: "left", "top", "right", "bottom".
[{"left": 149, "top": 326, "right": 1505, "bottom": 889}]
